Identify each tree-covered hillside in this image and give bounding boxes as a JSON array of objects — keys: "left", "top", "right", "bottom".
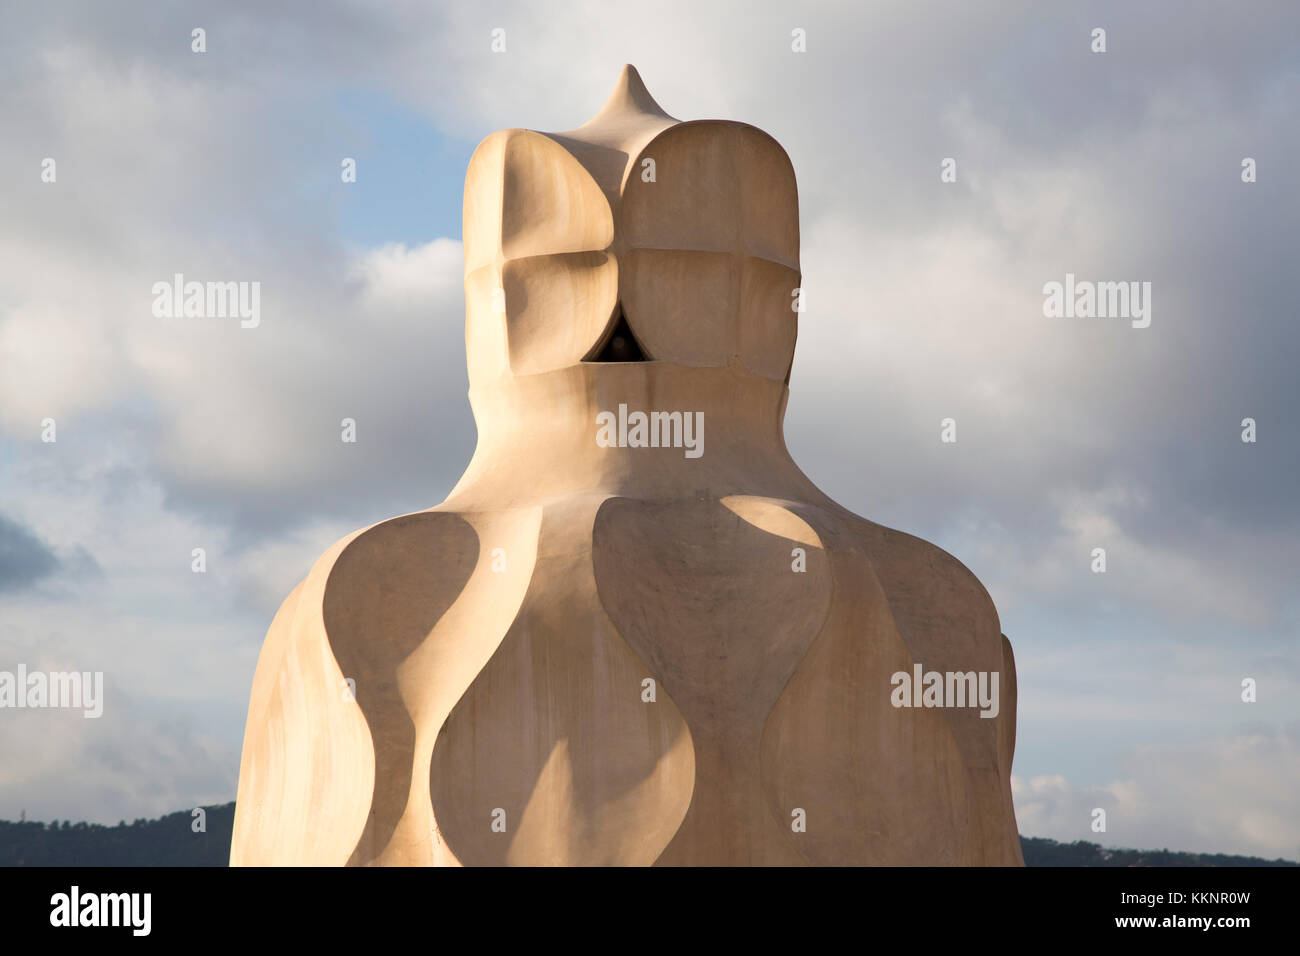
[
  {"left": 1, "top": 805, "right": 1295, "bottom": 866},
  {"left": 0, "top": 804, "right": 234, "bottom": 866}
]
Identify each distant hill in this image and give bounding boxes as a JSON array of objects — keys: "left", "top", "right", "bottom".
[
  {"left": 1, "top": 805, "right": 1295, "bottom": 866},
  {"left": 0, "top": 804, "right": 234, "bottom": 866},
  {"left": 1018, "top": 836, "right": 1297, "bottom": 867}
]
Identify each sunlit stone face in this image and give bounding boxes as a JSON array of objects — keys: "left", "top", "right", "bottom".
[{"left": 462, "top": 74, "right": 802, "bottom": 389}]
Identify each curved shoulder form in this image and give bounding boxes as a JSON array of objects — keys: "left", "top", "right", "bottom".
[
  {"left": 734, "top": 502, "right": 1022, "bottom": 865},
  {"left": 229, "top": 527, "right": 372, "bottom": 866},
  {"left": 230, "top": 507, "right": 542, "bottom": 865},
  {"left": 843, "top": 516, "right": 1005, "bottom": 694},
  {"left": 844, "top": 514, "right": 1022, "bottom": 864}
]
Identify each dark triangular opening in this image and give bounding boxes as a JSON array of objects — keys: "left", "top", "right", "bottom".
[{"left": 587, "top": 305, "right": 650, "bottom": 362}]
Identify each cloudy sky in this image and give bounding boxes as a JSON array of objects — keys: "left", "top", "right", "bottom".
[{"left": 1, "top": 0, "right": 1296, "bottom": 860}]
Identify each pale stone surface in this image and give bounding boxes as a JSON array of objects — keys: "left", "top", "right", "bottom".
[{"left": 231, "top": 66, "right": 1024, "bottom": 866}]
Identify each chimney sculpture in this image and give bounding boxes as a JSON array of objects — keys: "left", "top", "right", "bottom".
[{"left": 231, "top": 66, "right": 1024, "bottom": 866}]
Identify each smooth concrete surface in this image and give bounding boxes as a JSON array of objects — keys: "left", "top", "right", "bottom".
[{"left": 231, "top": 66, "right": 1024, "bottom": 866}]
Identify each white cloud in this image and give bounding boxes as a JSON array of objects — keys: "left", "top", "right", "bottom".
[{"left": 1013, "top": 724, "right": 1300, "bottom": 860}]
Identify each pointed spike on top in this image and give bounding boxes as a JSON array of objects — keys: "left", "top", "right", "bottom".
[{"left": 585, "top": 64, "right": 675, "bottom": 125}]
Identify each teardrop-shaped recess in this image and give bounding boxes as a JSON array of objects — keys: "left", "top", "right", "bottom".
[{"left": 585, "top": 304, "right": 651, "bottom": 362}]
